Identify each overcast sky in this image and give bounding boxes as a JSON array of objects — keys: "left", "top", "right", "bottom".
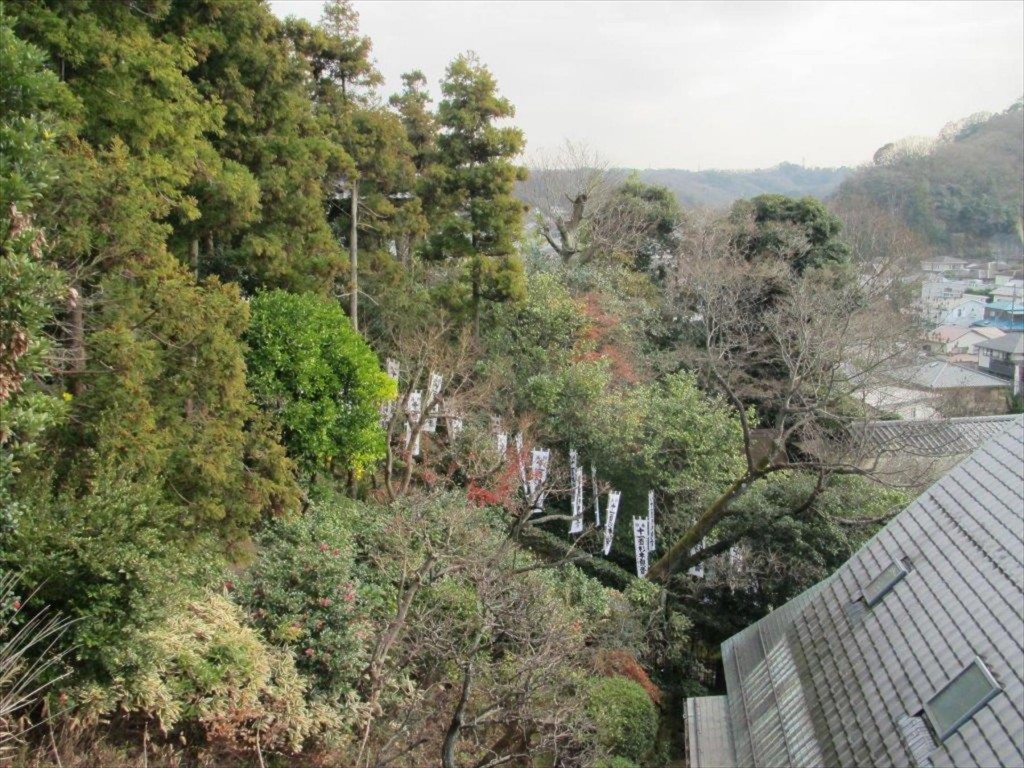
[{"left": 269, "top": 1, "right": 1024, "bottom": 171}]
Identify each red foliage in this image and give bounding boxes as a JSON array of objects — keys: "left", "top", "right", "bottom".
[
  {"left": 577, "top": 293, "right": 639, "bottom": 384},
  {"left": 593, "top": 649, "right": 662, "bottom": 706}
]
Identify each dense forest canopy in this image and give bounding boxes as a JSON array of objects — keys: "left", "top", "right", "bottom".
[
  {"left": 1, "top": 2, "right": 1002, "bottom": 766},
  {"left": 832, "top": 100, "right": 1024, "bottom": 258}
]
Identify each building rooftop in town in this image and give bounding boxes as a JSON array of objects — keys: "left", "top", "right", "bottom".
[
  {"left": 855, "top": 414, "right": 1021, "bottom": 458},
  {"left": 977, "top": 333, "right": 1024, "bottom": 356},
  {"left": 686, "top": 417, "right": 1024, "bottom": 768},
  {"left": 889, "top": 360, "right": 1010, "bottom": 390}
]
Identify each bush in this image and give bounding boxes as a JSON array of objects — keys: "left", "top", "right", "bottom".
[
  {"left": 246, "top": 290, "right": 395, "bottom": 475},
  {"left": 72, "top": 593, "right": 326, "bottom": 755},
  {"left": 3, "top": 471, "right": 210, "bottom": 678},
  {"left": 238, "top": 497, "right": 376, "bottom": 704},
  {"left": 587, "top": 677, "right": 658, "bottom": 762},
  {"left": 594, "top": 758, "right": 640, "bottom": 768}
]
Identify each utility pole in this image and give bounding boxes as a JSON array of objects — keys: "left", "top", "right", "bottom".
[{"left": 349, "top": 179, "right": 359, "bottom": 333}]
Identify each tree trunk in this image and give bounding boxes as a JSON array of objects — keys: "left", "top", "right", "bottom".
[
  {"left": 647, "top": 470, "right": 762, "bottom": 583},
  {"left": 350, "top": 180, "right": 359, "bottom": 332},
  {"left": 68, "top": 284, "right": 86, "bottom": 397},
  {"left": 471, "top": 256, "right": 481, "bottom": 343},
  {"left": 190, "top": 238, "right": 199, "bottom": 281},
  {"left": 442, "top": 631, "right": 484, "bottom": 768}
]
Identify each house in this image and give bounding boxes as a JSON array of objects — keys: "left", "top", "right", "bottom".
[
  {"left": 936, "top": 297, "right": 988, "bottom": 328},
  {"left": 991, "top": 279, "right": 1024, "bottom": 303},
  {"left": 924, "top": 325, "right": 1004, "bottom": 362},
  {"left": 977, "top": 333, "right": 1024, "bottom": 389},
  {"left": 859, "top": 359, "right": 1011, "bottom": 418},
  {"left": 684, "top": 418, "right": 1024, "bottom": 768},
  {"left": 920, "top": 255, "right": 969, "bottom": 275},
  {"left": 975, "top": 300, "right": 1024, "bottom": 332}
]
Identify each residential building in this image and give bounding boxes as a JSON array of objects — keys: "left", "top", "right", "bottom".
[
  {"left": 977, "top": 333, "right": 1024, "bottom": 391},
  {"left": 925, "top": 325, "right": 1004, "bottom": 362},
  {"left": 976, "top": 300, "right": 1024, "bottom": 332},
  {"left": 685, "top": 419, "right": 1024, "bottom": 768},
  {"left": 929, "top": 296, "right": 983, "bottom": 327},
  {"left": 920, "top": 256, "right": 969, "bottom": 275},
  {"left": 859, "top": 359, "right": 1011, "bottom": 418}
]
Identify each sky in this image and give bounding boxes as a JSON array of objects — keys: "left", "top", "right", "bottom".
[{"left": 269, "top": 1, "right": 1024, "bottom": 171}]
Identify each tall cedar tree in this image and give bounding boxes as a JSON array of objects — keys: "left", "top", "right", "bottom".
[
  {"left": 426, "top": 52, "right": 527, "bottom": 338},
  {"left": 8, "top": 1, "right": 299, "bottom": 543}
]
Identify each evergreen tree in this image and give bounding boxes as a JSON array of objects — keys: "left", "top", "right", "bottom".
[{"left": 426, "top": 52, "right": 527, "bottom": 337}]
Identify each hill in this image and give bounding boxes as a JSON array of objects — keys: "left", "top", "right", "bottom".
[
  {"left": 634, "top": 162, "right": 852, "bottom": 208},
  {"left": 833, "top": 100, "right": 1024, "bottom": 259}
]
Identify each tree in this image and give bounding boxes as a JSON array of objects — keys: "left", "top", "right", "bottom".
[
  {"left": 246, "top": 290, "right": 395, "bottom": 477},
  {"left": 522, "top": 148, "right": 682, "bottom": 271},
  {"left": 0, "top": 17, "right": 66, "bottom": 520},
  {"left": 731, "top": 194, "right": 850, "bottom": 274},
  {"left": 647, "top": 212, "right": 917, "bottom": 583},
  {"left": 521, "top": 139, "right": 616, "bottom": 262},
  {"left": 426, "top": 52, "right": 528, "bottom": 338}
]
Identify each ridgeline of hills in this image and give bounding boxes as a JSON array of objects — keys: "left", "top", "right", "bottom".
[
  {"left": 632, "top": 162, "right": 852, "bottom": 208},
  {"left": 833, "top": 100, "right": 1024, "bottom": 257},
  {"left": 591, "top": 101, "right": 1024, "bottom": 259}
]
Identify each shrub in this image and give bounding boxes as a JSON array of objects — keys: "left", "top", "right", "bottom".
[
  {"left": 586, "top": 677, "right": 658, "bottom": 762},
  {"left": 238, "top": 497, "right": 375, "bottom": 705},
  {"left": 3, "top": 471, "right": 210, "bottom": 678},
  {"left": 72, "top": 593, "right": 325, "bottom": 755},
  {"left": 246, "top": 290, "right": 395, "bottom": 475}
]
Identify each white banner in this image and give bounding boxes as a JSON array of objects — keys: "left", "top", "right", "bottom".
[
  {"left": 424, "top": 372, "right": 443, "bottom": 433},
  {"left": 412, "top": 430, "right": 421, "bottom": 457},
  {"left": 514, "top": 433, "right": 528, "bottom": 494},
  {"left": 379, "top": 399, "right": 394, "bottom": 428},
  {"left": 592, "top": 464, "right": 601, "bottom": 527},
  {"left": 569, "top": 450, "right": 581, "bottom": 534},
  {"left": 386, "top": 358, "right": 400, "bottom": 382},
  {"left": 633, "top": 518, "right": 649, "bottom": 578},
  {"left": 449, "top": 416, "right": 463, "bottom": 437},
  {"left": 570, "top": 465, "right": 584, "bottom": 535},
  {"left": 497, "top": 432, "right": 508, "bottom": 455},
  {"left": 406, "top": 390, "right": 422, "bottom": 420},
  {"left": 647, "top": 491, "right": 656, "bottom": 553},
  {"left": 602, "top": 491, "right": 621, "bottom": 555},
  {"left": 688, "top": 539, "right": 705, "bottom": 578},
  {"left": 529, "top": 449, "right": 550, "bottom": 496},
  {"left": 428, "top": 372, "right": 443, "bottom": 397}
]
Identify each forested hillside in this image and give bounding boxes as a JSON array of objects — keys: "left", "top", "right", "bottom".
[
  {"left": 523, "top": 162, "right": 850, "bottom": 212},
  {"left": 833, "top": 101, "right": 1024, "bottom": 258},
  {"left": 2, "top": 3, "right": 915, "bottom": 766},
  {"left": 636, "top": 163, "right": 851, "bottom": 208}
]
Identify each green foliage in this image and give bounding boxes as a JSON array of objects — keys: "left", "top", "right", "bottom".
[
  {"left": 0, "top": 17, "right": 67, "bottom": 519},
  {"left": 732, "top": 194, "right": 850, "bottom": 273},
  {"left": 246, "top": 290, "right": 395, "bottom": 474},
  {"left": 587, "top": 677, "right": 658, "bottom": 762},
  {"left": 426, "top": 52, "right": 527, "bottom": 328},
  {"left": 4, "top": 471, "right": 211, "bottom": 679},
  {"left": 239, "top": 497, "right": 374, "bottom": 704},
  {"left": 836, "top": 102, "right": 1023, "bottom": 254},
  {"left": 76, "top": 593, "right": 324, "bottom": 755},
  {"left": 594, "top": 758, "right": 640, "bottom": 768}
]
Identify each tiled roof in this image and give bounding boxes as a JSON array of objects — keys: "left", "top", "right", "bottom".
[
  {"left": 889, "top": 360, "right": 1010, "bottom": 390},
  {"left": 977, "top": 333, "right": 1024, "bottom": 355},
  {"left": 700, "top": 417, "right": 1024, "bottom": 767},
  {"left": 856, "top": 415, "right": 1020, "bottom": 457}
]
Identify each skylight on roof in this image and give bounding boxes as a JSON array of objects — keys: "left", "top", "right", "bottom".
[
  {"left": 862, "top": 561, "right": 907, "bottom": 607},
  {"left": 925, "top": 658, "right": 1001, "bottom": 742}
]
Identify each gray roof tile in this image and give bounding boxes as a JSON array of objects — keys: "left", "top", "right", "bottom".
[{"left": 690, "top": 416, "right": 1024, "bottom": 767}]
